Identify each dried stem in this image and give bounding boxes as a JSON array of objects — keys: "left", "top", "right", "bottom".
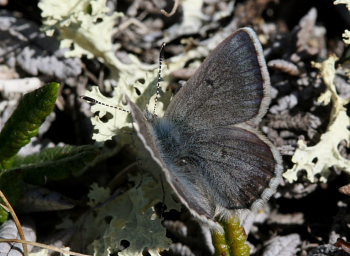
[
  {"left": 0, "top": 190, "right": 29, "bottom": 256},
  {"left": 161, "top": 0, "right": 180, "bottom": 17},
  {"left": 0, "top": 239, "right": 92, "bottom": 256}
]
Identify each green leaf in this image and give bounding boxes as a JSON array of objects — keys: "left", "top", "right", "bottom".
[
  {"left": 0, "top": 82, "right": 60, "bottom": 169},
  {"left": 0, "top": 145, "right": 102, "bottom": 207},
  {"left": 0, "top": 208, "right": 9, "bottom": 223},
  {"left": 14, "top": 145, "right": 102, "bottom": 184},
  {"left": 0, "top": 169, "right": 25, "bottom": 205}
]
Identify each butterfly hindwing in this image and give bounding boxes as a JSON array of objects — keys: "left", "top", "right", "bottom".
[
  {"left": 185, "top": 125, "right": 282, "bottom": 212},
  {"left": 150, "top": 119, "right": 282, "bottom": 219}
]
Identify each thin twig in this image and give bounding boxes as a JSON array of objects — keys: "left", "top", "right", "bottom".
[
  {"left": 118, "top": 18, "right": 149, "bottom": 32},
  {"left": 0, "top": 203, "right": 9, "bottom": 212},
  {"left": 0, "top": 191, "right": 29, "bottom": 256},
  {"left": 161, "top": 0, "right": 180, "bottom": 17},
  {"left": 0, "top": 239, "right": 92, "bottom": 256}
]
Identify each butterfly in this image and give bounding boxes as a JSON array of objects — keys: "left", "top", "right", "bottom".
[{"left": 126, "top": 27, "right": 282, "bottom": 225}]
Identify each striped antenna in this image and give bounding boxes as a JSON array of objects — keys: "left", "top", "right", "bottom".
[
  {"left": 153, "top": 42, "right": 166, "bottom": 115},
  {"left": 80, "top": 96, "right": 130, "bottom": 113}
]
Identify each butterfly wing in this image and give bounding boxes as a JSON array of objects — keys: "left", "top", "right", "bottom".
[
  {"left": 165, "top": 27, "right": 270, "bottom": 129},
  {"left": 127, "top": 27, "right": 282, "bottom": 225},
  {"left": 129, "top": 97, "right": 281, "bottom": 221}
]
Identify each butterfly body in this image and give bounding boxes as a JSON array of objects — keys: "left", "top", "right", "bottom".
[{"left": 127, "top": 27, "right": 283, "bottom": 226}]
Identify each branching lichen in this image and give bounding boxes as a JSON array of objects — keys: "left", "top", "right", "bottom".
[
  {"left": 39, "top": 0, "right": 155, "bottom": 92},
  {"left": 57, "top": 173, "right": 181, "bottom": 256},
  {"left": 284, "top": 55, "right": 350, "bottom": 182}
]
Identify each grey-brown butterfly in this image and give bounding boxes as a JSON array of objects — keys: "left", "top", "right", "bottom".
[{"left": 127, "top": 27, "right": 283, "bottom": 226}]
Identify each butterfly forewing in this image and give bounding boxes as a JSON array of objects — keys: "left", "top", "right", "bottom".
[{"left": 164, "top": 28, "right": 271, "bottom": 129}]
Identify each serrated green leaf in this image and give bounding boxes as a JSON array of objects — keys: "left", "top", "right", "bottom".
[{"left": 0, "top": 82, "right": 59, "bottom": 169}]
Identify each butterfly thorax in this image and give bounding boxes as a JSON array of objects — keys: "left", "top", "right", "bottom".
[{"left": 150, "top": 118, "right": 198, "bottom": 168}]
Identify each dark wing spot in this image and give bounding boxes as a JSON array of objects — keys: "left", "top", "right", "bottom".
[
  {"left": 221, "top": 149, "right": 228, "bottom": 158},
  {"left": 205, "top": 78, "right": 215, "bottom": 89},
  {"left": 176, "top": 156, "right": 199, "bottom": 167},
  {"left": 178, "top": 158, "right": 188, "bottom": 166}
]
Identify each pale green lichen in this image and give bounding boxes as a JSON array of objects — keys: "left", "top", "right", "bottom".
[
  {"left": 39, "top": 0, "right": 119, "bottom": 58},
  {"left": 342, "top": 29, "right": 350, "bottom": 44},
  {"left": 88, "top": 173, "right": 181, "bottom": 256},
  {"left": 39, "top": 0, "right": 155, "bottom": 92},
  {"left": 55, "top": 173, "right": 180, "bottom": 256},
  {"left": 284, "top": 55, "right": 350, "bottom": 182},
  {"left": 29, "top": 248, "right": 74, "bottom": 256},
  {"left": 87, "top": 183, "right": 111, "bottom": 207},
  {"left": 164, "top": 0, "right": 205, "bottom": 38},
  {"left": 84, "top": 68, "right": 172, "bottom": 142},
  {"left": 29, "top": 249, "right": 51, "bottom": 256}
]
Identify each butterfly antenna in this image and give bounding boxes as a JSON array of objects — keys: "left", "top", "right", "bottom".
[
  {"left": 153, "top": 42, "right": 166, "bottom": 116},
  {"left": 80, "top": 96, "right": 130, "bottom": 113}
]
